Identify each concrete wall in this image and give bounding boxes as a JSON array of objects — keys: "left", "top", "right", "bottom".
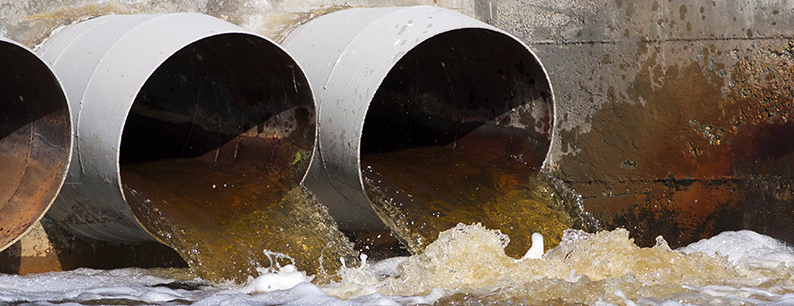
[
  {"left": 2, "top": 0, "right": 793, "bottom": 249},
  {"left": 0, "top": 0, "right": 482, "bottom": 47},
  {"left": 493, "top": 0, "right": 794, "bottom": 246}
]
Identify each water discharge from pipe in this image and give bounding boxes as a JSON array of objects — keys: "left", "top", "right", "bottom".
[
  {"left": 283, "top": 7, "right": 597, "bottom": 258},
  {"left": 360, "top": 29, "right": 588, "bottom": 256},
  {"left": 37, "top": 14, "right": 357, "bottom": 284},
  {"left": 117, "top": 37, "right": 358, "bottom": 281}
]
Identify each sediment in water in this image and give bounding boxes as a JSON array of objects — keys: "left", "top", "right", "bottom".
[
  {"left": 121, "top": 159, "right": 358, "bottom": 284},
  {"left": 362, "top": 145, "right": 592, "bottom": 258}
]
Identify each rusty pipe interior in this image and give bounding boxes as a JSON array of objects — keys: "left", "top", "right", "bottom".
[{"left": 0, "top": 37, "right": 71, "bottom": 252}]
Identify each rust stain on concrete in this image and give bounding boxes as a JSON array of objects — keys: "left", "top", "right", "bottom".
[{"left": 560, "top": 40, "right": 794, "bottom": 247}]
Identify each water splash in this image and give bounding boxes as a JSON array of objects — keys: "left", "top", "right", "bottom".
[
  {"left": 121, "top": 158, "right": 358, "bottom": 284},
  {"left": 362, "top": 145, "right": 592, "bottom": 258},
  {"left": 324, "top": 224, "right": 794, "bottom": 305}
]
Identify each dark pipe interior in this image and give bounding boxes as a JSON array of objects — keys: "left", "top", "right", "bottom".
[
  {"left": 0, "top": 41, "right": 71, "bottom": 250},
  {"left": 118, "top": 33, "right": 329, "bottom": 282},
  {"left": 360, "top": 28, "right": 556, "bottom": 256},
  {"left": 361, "top": 28, "right": 552, "bottom": 161},
  {"left": 120, "top": 34, "right": 314, "bottom": 177}
]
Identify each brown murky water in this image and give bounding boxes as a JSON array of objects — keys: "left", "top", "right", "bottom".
[
  {"left": 120, "top": 159, "right": 358, "bottom": 284},
  {"left": 362, "top": 145, "right": 591, "bottom": 258}
]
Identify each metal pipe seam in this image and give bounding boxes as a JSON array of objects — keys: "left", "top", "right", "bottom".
[
  {"left": 37, "top": 13, "right": 317, "bottom": 243},
  {"left": 0, "top": 37, "right": 72, "bottom": 251},
  {"left": 283, "top": 6, "right": 555, "bottom": 232}
]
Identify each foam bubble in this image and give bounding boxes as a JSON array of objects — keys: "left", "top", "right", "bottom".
[
  {"left": 522, "top": 232, "right": 545, "bottom": 259},
  {"left": 240, "top": 265, "right": 313, "bottom": 294}
]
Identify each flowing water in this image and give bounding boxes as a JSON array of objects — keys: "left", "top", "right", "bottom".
[
  {"left": 2, "top": 225, "right": 794, "bottom": 305},
  {"left": 25, "top": 127, "right": 791, "bottom": 306},
  {"left": 120, "top": 158, "right": 358, "bottom": 284},
  {"left": 76, "top": 148, "right": 794, "bottom": 306},
  {"left": 89, "top": 145, "right": 794, "bottom": 306},
  {"left": 362, "top": 145, "right": 593, "bottom": 258}
]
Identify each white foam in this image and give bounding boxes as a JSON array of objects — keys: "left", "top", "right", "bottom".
[
  {"left": 0, "top": 268, "right": 202, "bottom": 304},
  {"left": 2, "top": 229, "right": 794, "bottom": 305},
  {"left": 678, "top": 230, "right": 794, "bottom": 269},
  {"left": 239, "top": 265, "right": 313, "bottom": 294},
  {"left": 522, "top": 232, "right": 544, "bottom": 259},
  {"left": 195, "top": 282, "right": 345, "bottom": 306}
]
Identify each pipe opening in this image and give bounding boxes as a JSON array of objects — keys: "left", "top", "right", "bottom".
[
  {"left": 120, "top": 34, "right": 315, "bottom": 218},
  {"left": 360, "top": 28, "right": 565, "bottom": 257},
  {"left": 117, "top": 33, "right": 354, "bottom": 282},
  {"left": 362, "top": 29, "right": 551, "bottom": 156},
  {"left": 119, "top": 33, "right": 314, "bottom": 174},
  {"left": 0, "top": 39, "right": 71, "bottom": 251}
]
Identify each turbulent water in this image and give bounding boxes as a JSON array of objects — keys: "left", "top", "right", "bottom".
[
  {"left": 121, "top": 159, "right": 358, "bottom": 284},
  {"left": 362, "top": 145, "right": 592, "bottom": 258},
  {"left": 3, "top": 225, "right": 794, "bottom": 305}
]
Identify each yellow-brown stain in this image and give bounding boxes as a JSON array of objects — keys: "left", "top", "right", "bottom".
[{"left": 15, "top": 4, "right": 130, "bottom": 48}]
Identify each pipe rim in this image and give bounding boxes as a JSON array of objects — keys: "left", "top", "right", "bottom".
[
  {"left": 0, "top": 36, "right": 73, "bottom": 251},
  {"left": 38, "top": 13, "right": 317, "bottom": 242},
  {"left": 285, "top": 6, "right": 555, "bottom": 231},
  {"left": 354, "top": 26, "right": 557, "bottom": 183}
]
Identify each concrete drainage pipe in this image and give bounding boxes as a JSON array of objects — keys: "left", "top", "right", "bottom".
[
  {"left": 36, "top": 14, "right": 325, "bottom": 281},
  {"left": 0, "top": 37, "right": 72, "bottom": 252},
  {"left": 284, "top": 6, "right": 558, "bottom": 256}
]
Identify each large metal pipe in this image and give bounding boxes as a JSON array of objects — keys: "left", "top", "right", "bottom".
[
  {"left": 0, "top": 37, "right": 72, "bottom": 252},
  {"left": 37, "top": 13, "right": 316, "bottom": 243},
  {"left": 283, "top": 6, "right": 556, "bottom": 252}
]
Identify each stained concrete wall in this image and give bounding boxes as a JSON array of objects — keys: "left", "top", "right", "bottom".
[
  {"left": 2, "top": 0, "right": 793, "bottom": 253},
  {"left": 491, "top": 0, "right": 794, "bottom": 247}
]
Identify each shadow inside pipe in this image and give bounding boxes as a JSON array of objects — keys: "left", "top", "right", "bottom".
[
  {"left": 360, "top": 29, "right": 586, "bottom": 257},
  {"left": 119, "top": 34, "right": 357, "bottom": 283},
  {"left": 0, "top": 41, "right": 71, "bottom": 251}
]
